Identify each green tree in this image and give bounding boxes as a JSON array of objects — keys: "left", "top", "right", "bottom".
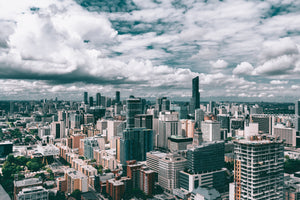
[
  {"left": 16, "top": 156, "right": 29, "bottom": 166},
  {"left": 0, "top": 128, "right": 4, "bottom": 139},
  {"left": 7, "top": 155, "right": 15, "bottom": 163},
  {"left": 56, "top": 191, "right": 66, "bottom": 200},
  {"left": 35, "top": 135, "right": 41, "bottom": 141},
  {"left": 26, "top": 160, "right": 41, "bottom": 171},
  {"left": 70, "top": 189, "right": 81, "bottom": 200},
  {"left": 25, "top": 136, "right": 31, "bottom": 143},
  {"left": 284, "top": 158, "right": 300, "bottom": 174}
]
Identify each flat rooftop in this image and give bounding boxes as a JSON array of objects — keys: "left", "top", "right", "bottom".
[{"left": 14, "top": 178, "right": 42, "bottom": 188}]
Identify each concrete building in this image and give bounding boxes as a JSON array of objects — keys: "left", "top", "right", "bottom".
[
  {"left": 179, "top": 141, "right": 226, "bottom": 193},
  {"left": 106, "top": 178, "right": 125, "bottom": 200},
  {"left": 51, "top": 121, "right": 65, "bottom": 139},
  {"left": 201, "top": 120, "right": 221, "bottom": 142},
  {"left": 180, "top": 169, "right": 226, "bottom": 194},
  {"left": 16, "top": 186, "right": 49, "bottom": 200},
  {"left": 65, "top": 168, "right": 88, "bottom": 193},
  {"left": 250, "top": 115, "right": 272, "bottom": 134},
  {"left": 230, "top": 118, "right": 244, "bottom": 137},
  {"left": 140, "top": 167, "right": 155, "bottom": 196},
  {"left": 107, "top": 120, "right": 123, "bottom": 142},
  {"left": 146, "top": 151, "right": 167, "bottom": 175},
  {"left": 134, "top": 114, "right": 153, "bottom": 129},
  {"left": 38, "top": 126, "right": 51, "bottom": 138},
  {"left": 284, "top": 173, "right": 300, "bottom": 200},
  {"left": 83, "top": 137, "right": 103, "bottom": 160},
  {"left": 180, "top": 119, "right": 195, "bottom": 138},
  {"left": 217, "top": 114, "right": 230, "bottom": 132},
  {"left": 70, "top": 134, "right": 85, "bottom": 149},
  {"left": 158, "top": 153, "right": 187, "bottom": 193},
  {"left": 84, "top": 114, "right": 94, "bottom": 124},
  {"left": 0, "top": 184, "right": 11, "bottom": 200},
  {"left": 233, "top": 136, "right": 284, "bottom": 200},
  {"left": 190, "top": 187, "right": 221, "bottom": 200},
  {"left": 168, "top": 136, "right": 193, "bottom": 152},
  {"left": 157, "top": 111, "right": 180, "bottom": 150},
  {"left": 14, "top": 178, "right": 43, "bottom": 200},
  {"left": 244, "top": 122, "right": 259, "bottom": 138},
  {"left": 273, "top": 124, "right": 297, "bottom": 147}
]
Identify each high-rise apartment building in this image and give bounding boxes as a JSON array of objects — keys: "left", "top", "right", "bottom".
[
  {"left": 65, "top": 168, "right": 88, "bottom": 193},
  {"left": 233, "top": 136, "right": 284, "bottom": 200}
]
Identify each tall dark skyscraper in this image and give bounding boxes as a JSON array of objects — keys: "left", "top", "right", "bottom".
[
  {"left": 96, "top": 93, "right": 101, "bottom": 106},
  {"left": 126, "top": 97, "right": 142, "bottom": 128},
  {"left": 190, "top": 76, "right": 200, "bottom": 114},
  {"left": 89, "top": 96, "right": 93, "bottom": 107},
  {"left": 84, "top": 92, "right": 88, "bottom": 104},
  {"left": 116, "top": 91, "right": 120, "bottom": 103}
]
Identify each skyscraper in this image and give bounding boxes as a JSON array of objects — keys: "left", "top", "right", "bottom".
[
  {"left": 84, "top": 92, "right": 88, "bottom": 104},
  {"left": 119, "top": 128, "right": 153, "bottom": 164},
  {"left": 126, "top": 97, "right": 142, "bottom": 129},
  {"left": 116, "top": 91, "right": 120, "bottom": 103},
  {"left": 295, "top": 100, "right": 300, "bottom": 132},
  {"left": 89, "top": 96, "right": 93, "bottom": 107},
  {"left": 233, "top": 136, "right": 284, "bottom": 200},
  {"left": 96, "top": 93, "right": 101, "bottom": 106},
  {"left": 179, "top": 141, "right": 226, "bottom": 193},
  {"left": 190, "top": 76, "right": 200, "bottom": 114}
]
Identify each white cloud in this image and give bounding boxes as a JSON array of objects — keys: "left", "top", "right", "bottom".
[
  {"left": 1, "top": 0, "right": 300, "bottom": 100},
  {"left": 253, "top": 55, "right": 295, "bottom": 76},
  {"left": 291, "top": 85, "right": 300, "bottom": 89},
  {"left": 260, "top": 37, "right": 299, "bottom": 61},
  {"left": 209, "top": 59, "right": 228, "bottom": 69},
  {"left": 270, "top": 80, "right": 288, "bottom": 84},
  {"left": 233, "top": 62, "right": 254, "bottom": 75}
]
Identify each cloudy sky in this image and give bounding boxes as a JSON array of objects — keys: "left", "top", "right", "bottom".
[{"left": 0, "top": 0, "right": 300, "bottom": 101}]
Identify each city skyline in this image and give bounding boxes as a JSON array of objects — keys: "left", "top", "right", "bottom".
[{"left": 0, "top": 0, "right": 300, "bottom": 101}]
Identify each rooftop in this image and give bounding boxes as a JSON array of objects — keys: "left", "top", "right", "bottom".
[
  {"left": 14, "top": 178, "right": 42, "bottom": 188},
  {"left": 0, "top": 184, "right": 11, "bottom": 200}
]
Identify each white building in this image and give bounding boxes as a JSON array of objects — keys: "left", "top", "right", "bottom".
[
  {"left": 201, "top": 120, "right": 221, "bottom": 142},
  {"left": 17, "top": 186, "right": 49, "bottom": 200},
  {"left": 157, "top": 111, "right": 180, "bottom": 149},
  {"left": 233, "top": 136, "right": 284, "bottom": 200},
  {"left": 158, "top": 153, "right": 187, "bottom": 193}
]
